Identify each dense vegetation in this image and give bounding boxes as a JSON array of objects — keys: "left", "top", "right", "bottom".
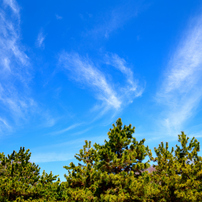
[{"left": 0, "top": 118, "right": 202, "bottom": 201}]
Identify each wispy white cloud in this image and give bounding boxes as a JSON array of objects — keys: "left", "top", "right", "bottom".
[
  {"left": 30, "top": 137, "right": 91, "bottom": 163},
  {"left": 59, "top": 52, "right": 144, "bottom": 119},
  {"left": 0, "top": 3, "right": 58, "bottom": 133},
  {"left": 55, "top": 14, "right": 62, "bottom": 20},
  {"left": 183, "top": 128, "right": 202, "bottom": 139},
  {"left": 0, "top": 7, "right": 29, "bottom": 74},
  {"left": 88, "top": 1, "right": 140, "bottom": 38},
  {"left": 50, "top": 123, "right": 82, "bottom": 135},
  {"left": 105, "top": 53, "right": 144, "bottom": 98},
  {"left": 0, "top": 117, "right": 11, "bottom": 133},
  {"left": 0, "top": 91, "right": 35, "bottom": 118},
  {"left": 35, "top": 137, "right": 87, "bottom": 150},
  {"left": 36, "top": 31, "right": 45, "bottom": 48},
  {"left": 44, "top": 117, "right": 56, "bottom": 128},
  {"left": 59, "top": 53, "right": 121, "bottom": 110},
  {"left": 36, "top": 111, "right": 57, "bottom": 128},
  {"left": 30, "top": 134, "right": 109, "bottom": 163},
  {"left": 0, "top": 0, "right": 35, "bottom": 132},
  {"left": 156, "top": 15, "right": 202, "bottom": 135},
  {"left": 3, "top": 0, "right": 20, "bottom": 16},
  {"left": 31, "top": 152, "right": 74, "bottom": 163},
  {"left": 70, "top": 127, "right": 92, "bottom": 137}
]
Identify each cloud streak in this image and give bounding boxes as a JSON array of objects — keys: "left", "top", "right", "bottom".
[
  {"left": 36, "top": 31, "right": 45, "bottom": 48},
  {"left": 55, "top": 14, "right": 62, "bottom": 20},
  {"left": 59, "top": 52, "right": 143, "bottom": 118},
  {"left": 31, "top": 152, "right": 74, "bottom": 163},
  {"left": 156, "top": 15, "right": 202, "bottom": 135},
  {"left": 0, "top": 0, "right": 35, "bottom": 132},
  {"left": 0, "top": 4, "right": 29, "bottom": 73},
  {"left": 105, "top": 53, "right": 144, "bottom": 98},
  {"left": 3, "top": 0, "right": 20, "bottom": 16},
  {"left": 30, "top": 134, "right": 108, "bottom": 163},
  {"left": 50, "top": 123, "right": 82, "bottom": 136},
  {"left": 0, "top": 117, "right": 11, "bottom": 133},
  {"left": 88, "top": 1, "right": 140, "bottom": 38},
  {"left": 59, "top": 53, "right": 121, "bottom": 110}
]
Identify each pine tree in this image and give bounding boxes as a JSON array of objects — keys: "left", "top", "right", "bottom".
[
  {"left": 150, "top": 132, "right": 202, "bottom": 201},
  {"left": 0, "top": 147, "right": 60, "bottom": 201},
  {"left": 92, "top": 118, "right": 153, "bottom": 175},
  {"left": 1, "top": 119, "right": 202, "bottom": 201},
  {"left": 62, "top": 118, "right": 156, "bottom": 201}
]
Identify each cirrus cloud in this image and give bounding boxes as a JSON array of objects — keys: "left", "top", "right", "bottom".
[
  {"left": 156, "top": 15, "right": 202, "bottom": 135},
  {"left": 59, "top": 52, "right": 144, "bottom": 118}
]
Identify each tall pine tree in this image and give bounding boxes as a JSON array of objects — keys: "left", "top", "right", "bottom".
[{"left": 62, "top": 118, "right": 155, "bottom": 201}]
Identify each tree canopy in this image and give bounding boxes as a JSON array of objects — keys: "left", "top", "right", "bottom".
[{"left": 0, "top": 118, "right": 202, "bottom": 201}]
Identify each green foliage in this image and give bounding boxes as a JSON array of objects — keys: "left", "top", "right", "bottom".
[
  {"left": 0, "top": 118, "right": 202, "bottom": 201},
  {"left": 0, "top": 147, "right": 60, "bottom": 201},
  {"left": 150, "top": 132, "right": 202, "bottom": 202},
  {"left": 62, "top": 118, "right": 157, "bottom": 201}
]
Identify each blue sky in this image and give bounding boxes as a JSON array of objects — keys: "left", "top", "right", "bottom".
[{"left": 1, "top": 0, "right": 202, "bottom": 181}]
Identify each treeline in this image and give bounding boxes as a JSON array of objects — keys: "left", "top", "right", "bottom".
[{"left": 0, "top": 118, "right": 202, "bottom": 201}]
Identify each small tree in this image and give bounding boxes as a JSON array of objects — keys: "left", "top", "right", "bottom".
[
  {"left": 0, "top": 147, "right": 60, "bottom": 201},
  {"left": 150, "top": 132, "right": 202, "bottom": 201},
  {"left": 92, "top": 118, "right": 153, "bottom": 175}
]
